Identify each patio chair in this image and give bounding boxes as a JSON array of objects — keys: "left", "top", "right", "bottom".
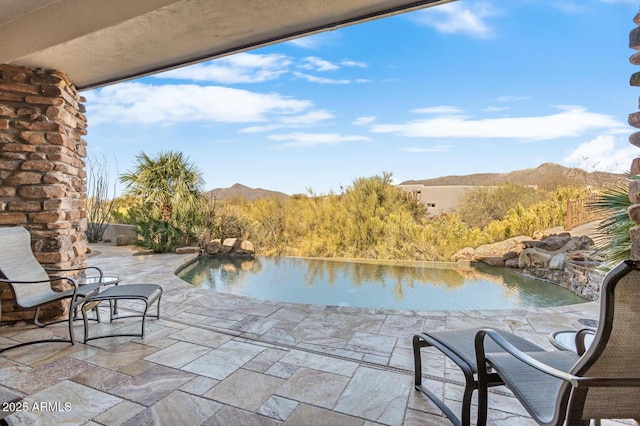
[
  {"left": 0, "top": 226, "right": 104, "bottom": 352},
  {"left": 475, "top": 259, "right": 640, "bottom": 425},
  {"left": 413, "top": 326, "right": 547, "bottom": 426}
]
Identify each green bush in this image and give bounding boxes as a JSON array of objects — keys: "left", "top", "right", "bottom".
[
  {"left": 118, "top": 151, "right": 206, "bottom": 252},
  {"left": 134, "top": 211, "right": 184, "bottom": 253},
  {"left": 111, "top": 169, "right": 594, "bottom": 261},
  {"left": 457, "top": 183, "right": 541, "bottom": 229}
]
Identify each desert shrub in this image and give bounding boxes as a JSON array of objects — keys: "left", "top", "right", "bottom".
[
  {"left": 482, "top": 186, "right": 590, "bottom": 241},
  {"left": 204, "top": 198, "right": 249, "bottom": 241},
  {"left": 85, "top": 156, "right": 117, "bottom": 242},
  {"left": 130, "top": 204, "right": 184, "bottom": 252},
  {"left": 457, "top": 183, "right": 542, "bottom": 228}
]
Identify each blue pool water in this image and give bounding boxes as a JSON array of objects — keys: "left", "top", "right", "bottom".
[{"left": 177, "top": 256, "right": 587, "bottom": 311}]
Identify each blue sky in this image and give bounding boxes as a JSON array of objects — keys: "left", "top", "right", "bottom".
[{"left": 84, "top": 0, "right": 639, "bottom": 196}]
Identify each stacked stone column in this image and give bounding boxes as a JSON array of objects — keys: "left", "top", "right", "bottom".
[
  {"left": 0, "top": 65, "right": 88, "bottom": 321},
  {"left": 630, "top": 12, "right": 640, "bottom": 259}
]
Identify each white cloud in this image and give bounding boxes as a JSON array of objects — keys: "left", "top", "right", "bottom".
[
  {"left": 411, "top": 1, "right": 498, "bottom": 38},
  {"left": 353, "top": 116, "right": 376, "bottom": 126},
  {"left": 401, "top": 145, "right": 453, "bottom": 153},
  {"left": 293, "top": 71, "right": 351, "bottom": 85},
  {"left": 341, "top": 60, "right": 368, "bottom": 68},
  {"left": 280, "top": 110, "right": 334, "bottom": 125},
  {"left": 412, "top": 106, "right": 464, "bottom": 114},
  {"left": 240, "top": 110, "right": 334, "bottom": 133},
  {"left": 483, "top": 106, "right": 510, "bottom": 112},
  {"left": 371, "top": 106, "right": 625, "bottom": 141},
  {"left": 299, "top": 56, "right": 339, "bottom": 72},
  {"left": 155, "top": 53, "right": 291, "bottom": 84},
  {"left": 496, "top": 95, "right": 530, "bottom": 103},
  {"left": 268, "top": 132, "right": 370, "bottom": 148},
  {"left": 86, "top": 82, "right": 311, "bottom": 124},
  {"left": 562, "top": 134, "right": 637, "bottom": 173}
]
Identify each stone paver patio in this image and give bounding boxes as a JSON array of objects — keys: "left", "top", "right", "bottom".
[{"left": 0, "top": 244, "right": 635, "bottom": 425}]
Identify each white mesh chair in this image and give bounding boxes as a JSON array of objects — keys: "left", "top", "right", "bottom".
[
  {"left": 0, "top": 226, "right": 103, "bottom": 352},
  {"left": 475, "top": 260, "right": 640, "bottom": 425}
]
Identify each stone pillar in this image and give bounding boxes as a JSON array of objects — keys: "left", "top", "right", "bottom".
[
  {"left": 630, "top": 12, "right": 640, "bottom": 260},
  {"left": 0, "top": 64, "right": 88, "bottom": 321}
]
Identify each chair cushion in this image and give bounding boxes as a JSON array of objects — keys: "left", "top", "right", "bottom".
[
  {"left": 424, "top": 327, "right": 547, "bottom": 371},
  {"left": 486, "top": 350, "right": 579, "bottom": 423}
]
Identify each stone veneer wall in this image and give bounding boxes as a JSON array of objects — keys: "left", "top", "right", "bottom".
[
  {"left": 630, "top": 13, "right": 640, "bottom": 259},
  {"left": 521, "top": 262, "right": 605, "bottom": 301},
  {"left": 0, "top": 64, "right": 88, "bottom": 321}
]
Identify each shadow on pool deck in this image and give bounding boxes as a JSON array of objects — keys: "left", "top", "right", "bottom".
[{"left": 0, "top": 244, "right": 634, "bottom": 425}]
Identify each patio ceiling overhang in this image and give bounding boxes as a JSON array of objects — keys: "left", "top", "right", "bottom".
[{"left": 0, "top": 0, "right": 455, "bottom": 91}]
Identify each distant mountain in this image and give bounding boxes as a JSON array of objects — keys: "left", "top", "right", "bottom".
[
  {"left": 207, "top": 183, "right": 289, "bottom": 202},
  {"left": 400, "top": 163, "right": 626, "bottom": 190}
]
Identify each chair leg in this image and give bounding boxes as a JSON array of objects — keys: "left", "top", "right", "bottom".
[
  {"left": 476, "top": 370, "right": 488, "bottom": 426},
  {"left": 140, "top": 304, "right": 149, "bottom": 339},
  {"left": 460, "top": 380, "right": 474, "bottom": 426},
  {"left": 413, "top": 334, "right": 474, "bottom": 426},
  {"left": 34, "top": 305, "right": 74, "bottom": 345},
  {"left": 67, "top": 305, "right": 75, "bottom": 345},
  {"left": 413, "top": 335, "right": 424, "bottom": 388},
  {"left": 33, "top": 306, "right": 44, "bottom": 327},
  {"left": 156, "top": 292, "right": 161, "bottom": 319}
]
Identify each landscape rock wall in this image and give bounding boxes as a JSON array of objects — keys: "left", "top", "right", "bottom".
[{"left": 455, "top": 232, "right": 605, "bottom": 300}]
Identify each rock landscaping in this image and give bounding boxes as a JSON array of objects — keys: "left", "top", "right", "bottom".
[{"left": 454, "top": 231, "right": 605, "bottom": 300}]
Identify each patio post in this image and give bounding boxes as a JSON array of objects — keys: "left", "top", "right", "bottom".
[{"left": 0, "top": 64, "right": 88, "bottom": 321}]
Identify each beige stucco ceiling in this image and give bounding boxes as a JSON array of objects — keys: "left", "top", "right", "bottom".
[{"left": 0, "top": 0, "right": 455, "bottom": 91}]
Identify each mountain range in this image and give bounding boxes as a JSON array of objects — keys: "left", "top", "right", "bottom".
[
  {"left": 208, "top": 183, "right": 289, "bottom": 202},
  {"left": 208, "top": 163, "right": 627, "bottom": 201},
  {"left": 399, "top": 163, "right": 626, "bottom": 190}
]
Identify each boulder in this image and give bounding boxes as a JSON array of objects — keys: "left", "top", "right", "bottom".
[
  {"left": 505, "top": 257, "right": 520, "bottom": 268},
  {"left": 503, "top": 251, "right": 519, "bottom": 261},
  {"left": 115, "top": 234, "right": 129, "bottom": 246},
  {"left": 474, "top": 237, "right": 524, "bottom": 257},
  {"left": 519, "top": 248, "right": 553, "bottom": 268},
  {"left": 523, "top": 234, "right": 594, "bottom": 253},
  {"left": 237, "top": 240, "right": 255, "bottom": 255},
  {"left": 205, "top": 240, "right": 221, "bottom": 255},
  {"left": 532, "top": 227, "right": 565, "bottom": 240},
  {"left": 453, "top": 247, "right": 475, "bottom": 262},
  {"left": 205, "top": 238, "right": 255, "bottom": 257},
  {"left": 473, "top": 236, "right": 529, "bottom": 266},
  {"left": 549, "top": 253, "right": 566, "bottom": 270},
  {"left": 220, "top": 238, "right": 237, "bottom": 253}
]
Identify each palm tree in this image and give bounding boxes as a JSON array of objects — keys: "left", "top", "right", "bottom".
[{"left": 120, "top": 151, "right": 205, "bottom": 223}]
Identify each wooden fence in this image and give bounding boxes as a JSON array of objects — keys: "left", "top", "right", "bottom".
[{"left": 566, "top": 195, "right": 604, "bottom": 230}]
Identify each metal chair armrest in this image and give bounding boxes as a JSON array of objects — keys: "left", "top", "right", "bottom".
[
  {"left": 45, "top": 266, "right": 104, "bottom": 280},
  {"left": 475, "top": 329, "right": 577, "bottom": 383},
  {"left": 0, "top": 277, "right": 79, "bottom": 290},
  {"left": 575, "top": 328, "right": 595, "bottom": 356}
]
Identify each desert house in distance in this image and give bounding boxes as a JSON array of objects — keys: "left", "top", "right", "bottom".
[
  {"left": 396, "top": 184, "right": 479, "bottom": 216},
  {"left": 398, "top": 163, "right": 626, "bottom": 215}
]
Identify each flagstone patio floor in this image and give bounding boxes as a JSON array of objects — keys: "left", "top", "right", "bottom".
[{"left": 0, "top": 244, "right": 635, "bottom": 425}]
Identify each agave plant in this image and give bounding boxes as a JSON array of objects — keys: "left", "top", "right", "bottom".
[{"left": 587, "top": 179, "right": 633, "bottom": 267}]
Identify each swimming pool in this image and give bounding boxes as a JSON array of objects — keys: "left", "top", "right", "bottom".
[{"left": 177, "top": 256, "right": 588, "bottom": 311}]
